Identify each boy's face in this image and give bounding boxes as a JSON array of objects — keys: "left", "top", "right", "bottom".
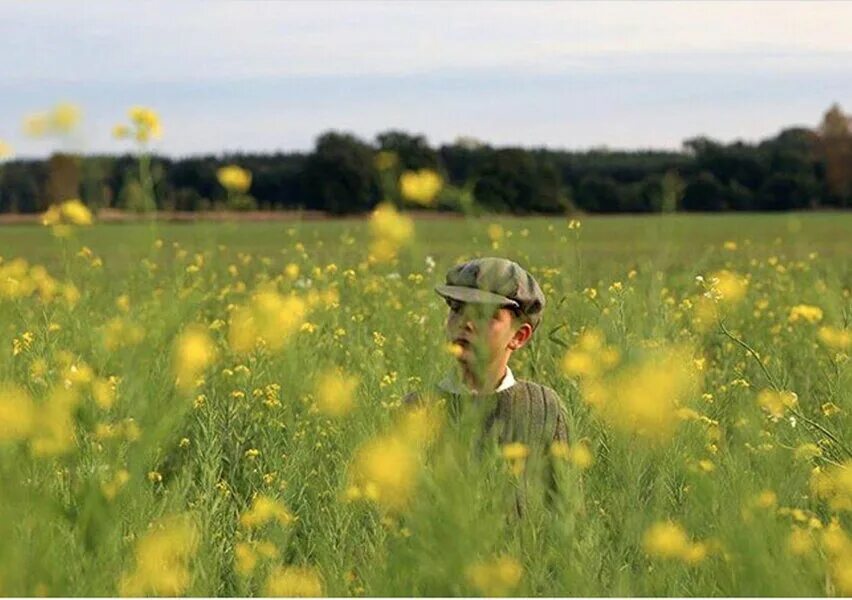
[{"left": 444, "top": 298, "right": 530, "bottom": 373}]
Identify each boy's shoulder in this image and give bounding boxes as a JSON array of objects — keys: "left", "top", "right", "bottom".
[
  {"left": 511, "top": 378, "right": 564, "bottom": 407},
  {"left": 402, "top": 379, "right": 563, "bottom": 409}
]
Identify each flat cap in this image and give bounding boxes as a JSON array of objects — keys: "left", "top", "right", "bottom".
[{"left": 435, "top": 257, "right": 546, "bottom": 329}]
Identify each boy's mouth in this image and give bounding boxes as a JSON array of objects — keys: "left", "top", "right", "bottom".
[{"left": 453, "top": 337, "right": 471, "bottom": 348}]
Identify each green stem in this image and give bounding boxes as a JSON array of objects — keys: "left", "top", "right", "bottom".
[{"left": 718, "top": 319, "right": 852, "bottom": 459}]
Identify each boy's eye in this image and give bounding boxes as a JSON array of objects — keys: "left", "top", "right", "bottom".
[{"left": 447, "top": 300, "right": 463, "bottom": 313}]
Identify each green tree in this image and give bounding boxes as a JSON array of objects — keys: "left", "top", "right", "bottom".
[{"left": 302, "top": 132, "right": 380, "bottom": 214}]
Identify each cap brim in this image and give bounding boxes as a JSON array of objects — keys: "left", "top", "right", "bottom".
[{"left": 435, "top": 285, "right": 520, "bottom": 308}]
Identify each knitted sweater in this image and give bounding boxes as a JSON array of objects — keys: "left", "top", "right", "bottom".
[{"left": 403, "top": 379, "right": 570, "bottom": 516}]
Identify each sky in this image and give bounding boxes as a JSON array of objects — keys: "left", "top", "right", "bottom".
[{"left": 2, "top": 1, "right": 852, "bottom": 158}]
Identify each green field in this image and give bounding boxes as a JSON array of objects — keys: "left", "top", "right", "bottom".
[{"left": 1, "top": 213, "right": 850, "bottom": 596}]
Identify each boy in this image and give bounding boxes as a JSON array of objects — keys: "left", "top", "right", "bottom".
[{"left": 404, "top": 257, "right": 569, "bottom": 515}]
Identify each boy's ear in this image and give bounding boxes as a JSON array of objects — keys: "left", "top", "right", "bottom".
[{"left": 508, "top": 322, "right": 533, "bottom": 351}]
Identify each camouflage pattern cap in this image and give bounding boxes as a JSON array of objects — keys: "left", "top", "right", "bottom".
[{"left": 435, "top": 257, "right": 546, "bottom": 329}]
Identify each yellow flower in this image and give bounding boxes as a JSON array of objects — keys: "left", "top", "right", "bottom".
[
  {"left": 794, "top": 443, "right": 822, "bottom": 461},
  {"left": 314, "top": 370, "right": 359, "bottom": 417},
  {"left": 788, "top": 304, "right": 823, "bottom": 324},
  {"left": 756, "top": 389, "right": 797, "bottom": 420},
  {"left": 396, "top": 402, "right": 444, "bottom": 449},
  {"left": 787, "top": 528, "right": 814, "bottom": 556},
  {"left": 811, "top": 461, "right": 852, "bottom": 512},
  {"left": 374, "top": 150, "right": 398, "bottom": 172},
  {"left": 101, "top": 469, "right": 130, "bottom": 501},
  {"left": 228, "top": 288, "right": 308, "bottom": 354},
  {"left": 41, "top": 199, "right": 93, "bottom": 235},
  {"left": 0, "top": 139, "right": 13, "bottom": 160},
  {"left": 591, "top": 345, "right": 700, "bottom": 442},
  {"left": 217, "top": 165, "right": 252, "bottom": 193},
  {"left": 23, "top": 103, "right": 82, "bottom": 137},
  {"left": 24, "top": 113, "right": 49, "bottom": 138},
  {"left": 172, "top": 325, "right": 217, "bottom": 392},
  {"left": 399, "top": 169, "right": 443, "bottom": 206},
  {"left": 502, "top": 442, "right": 530, "bottom": 476},
  {"left": 92, "top": 377, "right": 117, "bottom": 410},
  {"left": 112, "top": 124, "right": 130, "bottom": 140},
  {"left": 49, "top": 102, "right": 82, "bottom": 134},
  {"left": 116, "top": 294, "right": 131, "bottom": 313},
  {"left": 562, "top": 351, "right": 595, "bottom": 378},
  {"left": 446, "top": 341, "right": 464, "bottom": 358},
  {"left": 29, "top": 387, "right": 79, "bottom": 457},
  {"left": 465, "top": 555, "right": 523, "bottom": 597},
  {"left": 822, "top": 402, "right": 842, "bottom": 417},
  {"left": 284, "top": 263, "right": 300, "bottom": 279},
  {"left": 710, "top": 269, "right": 748, "bottom": 304},
  {"left": 567, "top": 442, "right": 594, "bottom": 470},
  {"left": 0, "top": 383, "right": 35, "bottom": 442},
  {"left": 501, "top": 442, "right": 530, "bottom": 460},
  {"left": 128, "top": 106, "right": 162, "bottom": 142},
  {"left": 118, "top": 514, "right": 199, "bottom": 597},
  {"left": 487, "top": 223, "right": 504, "bottom": 242},
  {"left": 239, "top": 495, "right": 295, "bottom": 529},
  {"left": 60, "top": 199, "right": 93, "bottom": 225},
  {"left": 234, "top": 543, "right": 257, "bottom": 577},
  {"left": 818, "top": 326, "right": 850, "bottom": 350},
  {"left": 643, "top": 521, "right": 684, "bottom": 557},
  {"left": 264, "top": 565, "right": 323, "bottom": 597},
  {"left": 347, "top": 433, "right": 420, "bottom": 513},
  {"left": 368, "top": 202, "right": 413, "bottom": 263}
]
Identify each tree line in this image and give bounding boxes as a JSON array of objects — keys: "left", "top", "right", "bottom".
[{"left": 1, "top": 104, "right": 850, "bottom": 216}]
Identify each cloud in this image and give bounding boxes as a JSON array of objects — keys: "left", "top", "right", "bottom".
[
  {"left": 2, "top": 1, "right": 851, "bottom": 156},
  {"left": 3, "top": 1, "right": 852, "bottom": 83}
]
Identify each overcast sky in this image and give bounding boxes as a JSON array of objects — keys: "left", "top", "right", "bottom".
[{"left": 2, "top": 1, "right": 851, "bottom": 158}]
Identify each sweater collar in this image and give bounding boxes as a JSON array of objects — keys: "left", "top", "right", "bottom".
[{"left": 437, "top": 366, "right": 516, "bottom": 396}]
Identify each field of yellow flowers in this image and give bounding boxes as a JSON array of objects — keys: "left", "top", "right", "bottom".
[{"left": 0, "top": 210, "right": 850, "bottom": 596}]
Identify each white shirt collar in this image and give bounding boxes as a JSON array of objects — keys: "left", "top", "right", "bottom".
[{"left": 437, "top": 366, "right": 516, "bottom": 395}]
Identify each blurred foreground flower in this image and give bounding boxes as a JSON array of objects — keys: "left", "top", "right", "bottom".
[
  {"left": 30, "top": 387, "right": 79, "bottom": 457},
  {"left": 565, "top": 335, "right": 699, "bottom": 443},
  {"left": 788, "top": 304, "right": 823, "bottom": 324},
  {"left": 24, "top": 102, "right": 82, "bottom": 138},
  {"left": 465, "top": 555, "right": 523, "bottom": 596},
  {"left": 822, "top": 521, "right": 852, "bottom": 595},
  {"left": 708, "top": 269, "right": 748, "bottom": 304},
  {"left": 41, "top": 198, "right": 93, "bottom": 237},
  {"left": 643, "top": 521, "right": 707, "bottom": 565},
  {"left": 756, "top": 388, "right": 798, "bottom": 421},
  {"left": 0, "top": 139, "right": 13, "bottom": 160},
  {"left": 173, "top": 325, "right": 217, "bottom": 393},
  {"left": 374, "top": 150, "right": 398, "bottom": 172},
  {"left": 346, "top": 432, "right": 420, "bottom": 513},
  {"left": 502, "top": 442, "right": 530, "bottom": 476},
  {"left": 561, "top": 329, "right": 620, "bottom": 379},
  {"left": 264, "top": 565, "right": 323, "bottom": 597},
  {"left": 818, "top": 326, "right": 850, "bottom": 350},
  {"left": 118, "top": 514, "right": 199, "bottom": 596},
  {"left": 811, "top": 461, "right": 852, "bottom": 512},
  {"left": 314, "top": 369, "right": 359, "bottom": 417},
  {"left": 368, "top": 202, "right": 413, "bottom": 263},
  {"left": 240, "top": 495, "right": 296, "bottom": 529},
  {"left": 0, "top": 383, "right": 35, "bottom": 443},
  {"left": 113, "top": 106, "right": 162, "bottom": 144},
  {"left": 550, "top": 440, "right": 594, "bottom": 470},
  {"left": 217, "top": 164, "right": 252, "bottom": 193},
  {"left": 399, "top": 169, "right": 443, "bottom": 206},
  {"left": 228, "top": 287, "right": 308, "bottom": 353}
]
